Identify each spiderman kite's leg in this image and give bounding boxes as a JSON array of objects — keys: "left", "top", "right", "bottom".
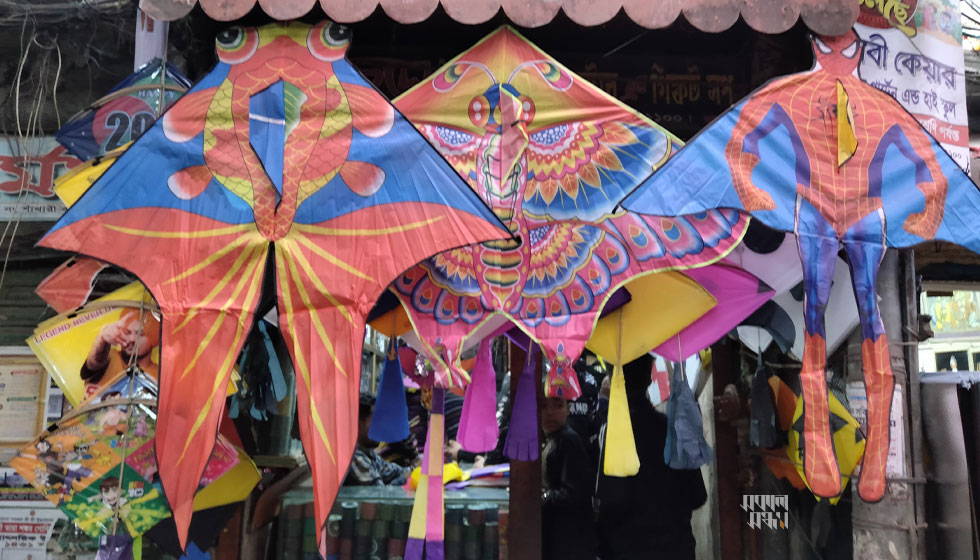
[
  {"left": 842, "top": 209, "right": 892, "bottom": 503},
  {"left": 794, "top": 196, "right": 842, "bottom": 498}
]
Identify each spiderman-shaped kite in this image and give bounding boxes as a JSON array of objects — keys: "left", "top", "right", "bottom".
[{"left": 622, "top": 29, "right": 980, "bottom": 502}]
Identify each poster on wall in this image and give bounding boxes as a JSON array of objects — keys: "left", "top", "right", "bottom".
[
  {"left": 0, "top": 137, "right": 78, "bottom": 220},
  {"left": 0, "top": 359, "right": 47, "bottom": 446},
  {"left": 846, "top": 382, "right": 906, "bottom": 478},
  {"left": 856, "top": 0, "right": 970, "bottom": 171},
  {"left": 0, "top": 507, "right": 61, "bottom": 558}
]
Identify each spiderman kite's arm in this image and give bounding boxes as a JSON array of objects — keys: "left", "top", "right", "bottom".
[
  {"left": 896, "top": 118, "right": 948, "bottom": 239},
  {"left": 725, "top": 92, "right": 810, "bottom": 212},
  {"left": 869, "top": 113, "right": 948, "bottom": 239}
]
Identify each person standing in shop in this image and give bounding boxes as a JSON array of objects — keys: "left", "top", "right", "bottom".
[
  {"left": 596, "top": 354, "right": 706, "bottom": 560},
  {"left": 540, "top": 396, "right": 597, "bottom": 560}
]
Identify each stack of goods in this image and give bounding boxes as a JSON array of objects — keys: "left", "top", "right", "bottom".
[{"left": 292, "top": 500, "right": 503, "bottom": 560}]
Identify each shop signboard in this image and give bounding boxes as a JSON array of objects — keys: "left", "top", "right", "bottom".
[
  {"left": 856, "top": 0, "right": 969, "bottom": 171},
  {"left": 0, "top": 137, "right": 78, "bottom": 221}
]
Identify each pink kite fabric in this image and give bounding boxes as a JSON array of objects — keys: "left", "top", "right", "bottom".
[
  {"left": 392, "top": 26, "right": 748, "bottom": 400},
  {"left": 653, "top": 264, "right": 774, "bottom": 361},
  {"left": 456, "top": 338, "right": 499, "bottom": 452},
  {"left": 406, "top": 388, "right": 445, "bottom": 560}
]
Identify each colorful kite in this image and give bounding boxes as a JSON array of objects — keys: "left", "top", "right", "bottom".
[
  {"left": 391, "top": 26, "right": 751, "bottom": 400},
  {"left": 57, "top": 58, "right": 191, "bottom": 161},
  {"left": 39, "top": 21, "right": 509, "bottom": 547},
  {"left": 621, "top": 29, "right": 980, "bottom": 502}
]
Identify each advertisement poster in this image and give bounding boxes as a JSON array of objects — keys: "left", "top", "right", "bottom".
[
  {"left": 0, "top": 137, "right": 79, "bottom": 221},
  {"left": 0, "top": 507, "right": 60, "bottom": 558},
  {"left": 28, "top": 283, "right": 160, "bottom": 407},
  {"left": 0, "top": 361, "right": 46, "bottom": 445},
  {"left": 846, "top": 382, "right": 906, "bottom": 478},
  {"left": 856, "top": 0, "right": 969, "bottom": 171}
]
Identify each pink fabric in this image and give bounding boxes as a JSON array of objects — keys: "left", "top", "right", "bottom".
[
  {"left": 457, "top": 338, "right": 499, "bottom": 452},
  {"left": 654, "top": 264, "right": 772, "bottom": 361}
]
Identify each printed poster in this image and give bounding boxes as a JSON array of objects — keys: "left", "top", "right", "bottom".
[
  {"left": 0, "top": 360, "right": 46, "bottom": 444},
  {"left": 856, "top": 0, "right": 969, "bottom": 171},
  {"left": 846, "top": 381, "right": 906, "bottom": 478},
  {"left": 0, "top": 507, "right": 60, "bottom": 559},
  {"left": 28, "top": 283, "right": 160, "bottom": 407}
]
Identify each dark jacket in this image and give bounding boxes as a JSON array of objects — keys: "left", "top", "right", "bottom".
[
  {"left": 542, "top": 424, "right": 597, "bottom": 560},
  {"left": 597, "top": 355, "right": 707, "bottom": 560}
]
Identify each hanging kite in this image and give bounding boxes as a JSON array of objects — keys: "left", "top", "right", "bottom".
[
  {"left": 56, "top": 58, "right": 191, "bottom": 161},
  {"left": 620, "top": 29, "right": 980, "bottom": 502},
  {"left": 391, "top": 26, "right": 753, "bottom": 400},
  {"left": 39, "top": 21, "right": 509, "bottom": 549}
]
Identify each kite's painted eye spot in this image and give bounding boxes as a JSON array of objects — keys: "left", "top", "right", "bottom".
[
  {"left": 216, "top": 27, "right": 244, "bottom": 49},
  {"left": 216, "top": 27, "right": 258, "bottom": 64},
  {"left": 469, "top": 95, "right": 491, "bottom": 128},
  {"left": 308, "top": 21, "right": 350, "bottom": 61},
  {"left": 325, "top": 23, "right": 351, "bottom": 46},
  {"left": 841, "top": 40, "right": 859, "bottom": 59},
  {"left": 519, "top": 95, "right": 535, "bottom": 123}
]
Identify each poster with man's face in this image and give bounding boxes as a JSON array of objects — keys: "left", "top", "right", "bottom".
[{"left": 27, "top": 282, "right": 161, "bottom": 406}]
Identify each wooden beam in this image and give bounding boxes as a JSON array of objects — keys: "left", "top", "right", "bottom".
[
  {"left": 507, "top": 341, "right": 542, "bottom": 560},
  {"left": 711, "top": 337, "right": 744, "bottom": 560}
]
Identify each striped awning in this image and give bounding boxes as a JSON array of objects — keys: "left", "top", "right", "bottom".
[{"left": 139, "top": 0, "right": 859, "bottom": 35}]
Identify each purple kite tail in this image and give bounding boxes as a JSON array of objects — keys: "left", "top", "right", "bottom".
[
  {"left": 406, "top": 388, "right": 446, "bottom": 560},
  {"left": 457, "top": 338, "right": 499, "bottom": 452},
  {"left": 505, "top": 344, "right": 539, "bottom": 461}
]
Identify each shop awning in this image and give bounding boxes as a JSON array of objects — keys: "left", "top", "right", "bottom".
[{"left": 139, "top": 0, "right": 859, "bottom": 35}]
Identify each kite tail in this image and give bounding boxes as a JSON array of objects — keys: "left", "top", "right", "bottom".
[
  {"left": 407, "top": 388, "right": 445, "bottom": 560},
  {"left": 275, "top": 249, "right": 363, "bottom": 548},
  {"left": 155, "top": 308, "right": 255, "bottom": 550},
  {"left": 603, "top": 362, "right": 640, "bottom": 476},
  {"left": 457, "top": 338, "right": 499, "bottom": 452},
  {"left": 505, "top": 344, "right": 539, "bottom": 462}
]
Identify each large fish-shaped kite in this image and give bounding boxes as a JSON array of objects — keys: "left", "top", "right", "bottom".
[
  {"left": 621, "top": 29, "right": 980, "bottom": 502},
  {"left": 40, "top": 21, "right": 508, "bottom": 547}
]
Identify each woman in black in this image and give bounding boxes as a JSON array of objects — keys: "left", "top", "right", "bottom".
[{"left": 596, "top": 354, "right": 707, "bottom": 560}]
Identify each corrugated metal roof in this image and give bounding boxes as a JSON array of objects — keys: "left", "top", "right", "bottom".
[{"left": 139, "top": 0, "right": 859, "bottom": 35}]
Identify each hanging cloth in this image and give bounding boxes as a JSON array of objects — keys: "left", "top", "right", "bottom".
[
  {"left": 603, "top": 361, "right": 640, "bottom": 476},
  {"left": 406, "top": 388, "right": 446, "bottom": 560},
  {"left": 369, "top": 338, "right": 410, "bottom": 443},
  {"left": 664, "top": 359, "right": 714, "bottom": 469},
  {"left": 749, "top": 362, "right": 783, "bottom": 449},
  {"left": 601, "top": 308, "right": 640, "bottom": 476},
  {"left": 504, "top": 344, "right": 540, "bottom": 461},
  {"left": 457, "top": 338, "right": 499, "bottom": 452}
]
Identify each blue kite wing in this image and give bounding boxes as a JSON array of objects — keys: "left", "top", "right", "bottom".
[
  {"left": 620, "top": 98, "right": 798, "bottom": 233},
  {"left": 880, "top": 136, "right": 980, "bottom": 252}
]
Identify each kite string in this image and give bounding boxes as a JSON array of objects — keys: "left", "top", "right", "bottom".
[
  {"left": 0, "top": 26, "right": 62, "bottom": 295},
  {"left": 110, "top": 292, "right": 149, "bottom": 535}
]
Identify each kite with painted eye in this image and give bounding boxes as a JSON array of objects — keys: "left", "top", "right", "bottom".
[
  {"left": 383, "top": 26, "right": 764, "bottom": 403},
  {"left": 39, "top": 21, "right": 509, "bottom": 550}
]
